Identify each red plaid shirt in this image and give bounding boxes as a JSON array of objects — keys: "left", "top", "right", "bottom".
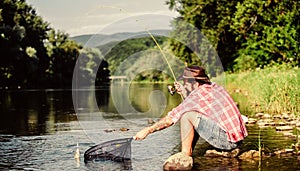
[{"left": 167, "top": 83, "right": 248, "bottom": 142}]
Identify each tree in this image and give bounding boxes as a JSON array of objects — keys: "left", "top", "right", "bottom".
[
  {"left": 0, "top": 0, "right": 50, "bottom": 88},
  {"left": 166, "top": 0, "right": 300, "bottom": 72},
  {"left": 46, "top": 29, "right": 82, "bottom": 88},
  {"left": 231, "top": 0, "right": 300, "bottom": 71},
  {"left": 167, "top": 0, "right": 242, "bottom": 73}
]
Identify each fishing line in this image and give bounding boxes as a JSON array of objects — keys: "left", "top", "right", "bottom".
[{"left": 86, "top": 5, "right": 178, "bottom": 82}]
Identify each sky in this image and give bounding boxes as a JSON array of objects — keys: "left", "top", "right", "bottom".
[{"left": 26, "top": 0, "right": 179, "bottom": 36}]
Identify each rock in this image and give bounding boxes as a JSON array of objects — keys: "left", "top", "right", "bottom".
[
  {"left": 104, "top": 129, "right": 116, "bottom": 133},
  {"left": 276, "top": 126, "right": 293, "bottom": 131},
  {"left": 274, "top": 149, "right": 294, "bottom": 156},
  {"left": 119, "top": 127, "right": 130, "bottom": 131},
  {"left": 282, "top": 113, "right": 290, "bottom": 119},
  {"left": 282, "top": 131, "right": 295, "bottom": 138},
  {"left": 267, "top": 122, "right": 276, "bottom": 126},
  {"left": 204, "top": 150, "right": 223, "bottom": 157},
  {"left": 163, "top": 152, "right": 193, "bottom": 171},
  {"left": 287, "top": 120, "right": 298, "bottom": 126},
  {"left": 204, "top": 149, "right": 240, "bottom": 158},
  {"left": 239, "top": 150, "right": 262, "bottom": 160},
  {"left": 247, "top": 118, "right": 257, "bottom": 124},
  {"left": 273, "top": 114, "right": 282, "bottom": 119},
  {"left": 262, "top": 113, "right": 271, "bottom": 119},
  {"left": 255, "top": 113, "right": 264, "bottom": 118},
  {"left": 277, "top": 122, "right": 287, "bottom": 126}
]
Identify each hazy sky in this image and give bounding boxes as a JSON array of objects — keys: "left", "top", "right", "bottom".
[{"left": 26, "top": 0, "right": 178, "bottom": 36}]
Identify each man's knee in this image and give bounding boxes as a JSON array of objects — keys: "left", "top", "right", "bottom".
[{"left": 181, "top": 112, "right": 200, "bottom": 126}]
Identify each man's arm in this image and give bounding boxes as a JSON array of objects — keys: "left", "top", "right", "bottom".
[{"left": 134, "top": 116, "right": 174, "bottom": 140}]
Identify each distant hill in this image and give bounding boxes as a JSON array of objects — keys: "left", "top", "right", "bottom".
[{"left": 70, "top": 29, "right": 170, "bottom": 48}]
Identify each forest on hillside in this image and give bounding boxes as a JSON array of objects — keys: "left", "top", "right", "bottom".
[{"left": 0, "top": 0, "right": 299, "bottom": 89}]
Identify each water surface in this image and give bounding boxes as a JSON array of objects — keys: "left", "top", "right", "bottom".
[{"left": 0, "top": 84, "right": 299, "bottom": 170}]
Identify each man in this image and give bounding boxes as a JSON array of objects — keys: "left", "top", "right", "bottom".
[{"left": 134, "top": 66, "right": 248, "bottom": 170}]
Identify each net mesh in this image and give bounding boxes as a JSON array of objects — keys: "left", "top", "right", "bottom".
[{"left": 84, "top": 137, "right": 133, "bottom": 163}]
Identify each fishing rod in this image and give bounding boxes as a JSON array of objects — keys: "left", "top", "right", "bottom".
[{"left": 88, "top": 5, "right": 184, "bottom": 100}]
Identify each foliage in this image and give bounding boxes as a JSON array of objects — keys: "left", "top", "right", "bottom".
[
  {"left": 76, "top": 47, "right": 109, "bottom": 86},
  {"left": 45, "top": 30, "right": 82, "bottom": 88},
  {"left": 167, "top": 0, "right": 243, "bottom": 72},
  {"left": 166, "top": 0, "right": 300, "bottom": 72},
  {"left": 224, "top": 64, "right": 300, "bottom": 116},
  {"left": 0, "top": 0, "right": 108, "bottom": 89},
  {"left": 231, "top": 0, "right": 300, "bottom": 71},
  {"left": 0, "top": 0, "right": 50, "bottom": 88},
  {"left": 102, "top": 36, "right": 171, "bottom": 79}
]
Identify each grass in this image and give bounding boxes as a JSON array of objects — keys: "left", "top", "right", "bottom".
[{"left": 221, "top": 65, "right": 300, "bottom": 117}]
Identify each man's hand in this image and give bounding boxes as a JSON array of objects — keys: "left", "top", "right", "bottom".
[
  {"left": 134, "top": 116, "right": 174, "bottom": 141},
  {"left": 134, "top": 127, "right": 151, "bottom": 140},
  {"left": 174, "top": 82, "right": 188, "bottom": 98}
]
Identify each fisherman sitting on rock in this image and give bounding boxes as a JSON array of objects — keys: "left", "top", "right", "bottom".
[{"left": 134, "top": 66, "right": 248, "bottom": 170}]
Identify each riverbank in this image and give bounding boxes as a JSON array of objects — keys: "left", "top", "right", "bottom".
[{"left": 223, "top": 65, "right": 299, "bottom": 117}]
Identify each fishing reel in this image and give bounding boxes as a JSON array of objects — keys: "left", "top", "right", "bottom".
[{"left": 167, "top": 84, "right": 177, "bottom": 96}]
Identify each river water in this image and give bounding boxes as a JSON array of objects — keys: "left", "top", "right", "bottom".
[{"left": 0, "top": 83, "right": 299, "bottom": 170}]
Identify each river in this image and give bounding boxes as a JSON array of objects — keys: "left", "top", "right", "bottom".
[{"left": 0, "top": 83, "right": 299, "bottom": 170}]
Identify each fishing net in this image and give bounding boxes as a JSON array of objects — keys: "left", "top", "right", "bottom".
[{"left": 84, "top": 137, "right": 133, "bottom": 163}]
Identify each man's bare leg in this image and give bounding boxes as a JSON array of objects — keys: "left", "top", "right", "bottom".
[{"left": 180, "top": 112, "right": 200, "bottom": 156}]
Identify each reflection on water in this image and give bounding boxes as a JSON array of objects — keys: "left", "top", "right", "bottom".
[{"left": 0, "top": 84, "right": 300, "bottom": 170}]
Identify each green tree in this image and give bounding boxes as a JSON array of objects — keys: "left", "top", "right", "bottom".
[
  {"left": 166, "top": 0, "right": 300, "bottom": 72},
  {"left": 231, "top": 0, "right": 300, "bottom": 71},
  {"left": 0, "top": 0, "right": 50, "bottom": 88},
  {"left": 46, "top": 29, "right": 82, "bottom": 88},
  {"left": 167, "top": 0, "right": 241, "bottom": 73}
]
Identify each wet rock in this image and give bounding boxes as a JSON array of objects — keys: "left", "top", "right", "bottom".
[
  {"left": 119, "top": 127, "right": 130, "bottom": 131},
  {"left": 204, "top": 149, "right": 240, "bottom": 158},
  {"left": 274, "top": 149, "right": 294, "bottom": 157},
  {"left": 239, "top": 150, "right": 263, "bottom": 160},
  {"left": 204, "top": 149, "right": 223, "bottom": 157},
  {"left": 163, "top": 152, "right": 193, "bottom": 171},
  {"left": 104, "top": 129, "right": 116, "bottom": 133}
]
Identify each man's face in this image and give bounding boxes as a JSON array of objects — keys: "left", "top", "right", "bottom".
[{"left": 183, "top": 79, "right": 198, "bottom": 93}]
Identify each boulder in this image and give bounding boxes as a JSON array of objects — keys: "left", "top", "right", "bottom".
[{"left": 163, "top": 152, "right": 193, "bottom": 171}]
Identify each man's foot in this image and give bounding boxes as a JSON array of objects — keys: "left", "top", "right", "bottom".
[{"left": 163, "top": 152, "right": 193, "bottom": 171}]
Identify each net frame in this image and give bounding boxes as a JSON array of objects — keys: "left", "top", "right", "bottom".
[{"left": 84, "top": 137, "right": 133, "bottom": 163}]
